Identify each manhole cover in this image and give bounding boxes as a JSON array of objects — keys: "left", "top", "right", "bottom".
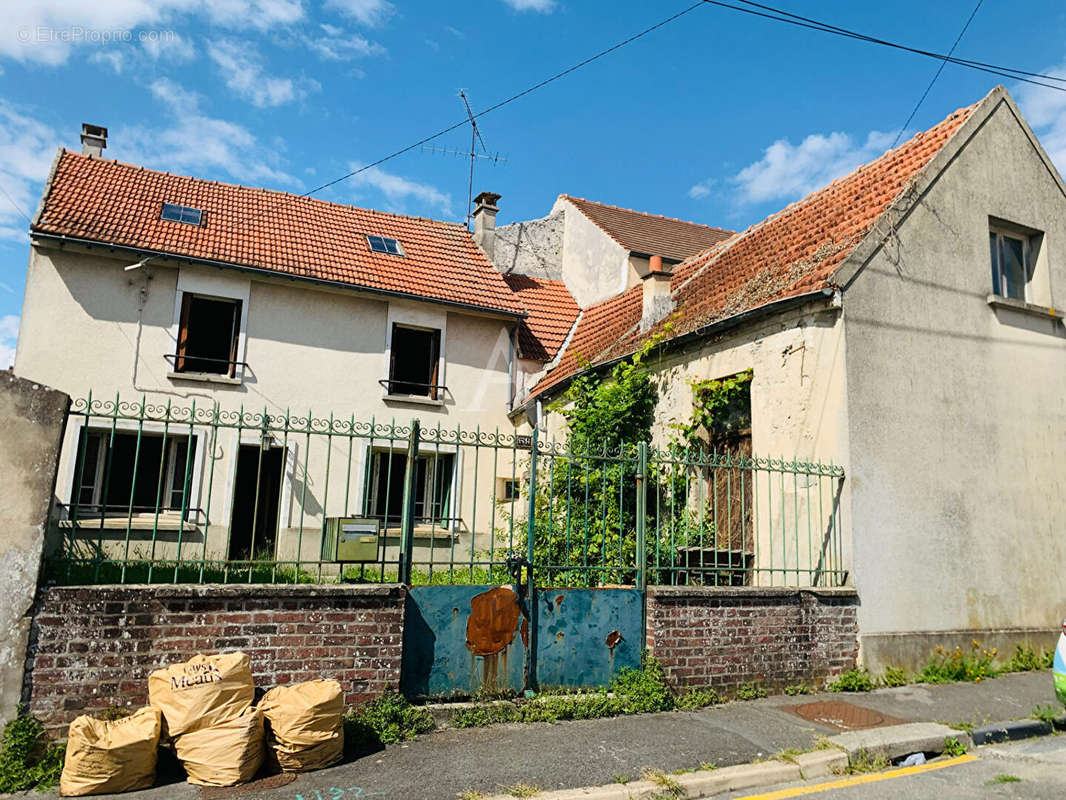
[
  {"left": 779, "top": 700, "right": 907, "bottom": 731},
  {"left": 200, "top": 772, "right": 296, "bottom": 798}
]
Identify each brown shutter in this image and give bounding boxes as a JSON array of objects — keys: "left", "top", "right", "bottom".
[
  {"left": 228, "top": 299, "right": 243, "bottom": 378},
  {"left": 388, "top": 324, "right": 398, "bottom": 394},
  {"left": 175, "top": 293, "right": 192, "bottom": 372},
  {"left": 428, "top": 330, "right": 441, "bottom": 400}
]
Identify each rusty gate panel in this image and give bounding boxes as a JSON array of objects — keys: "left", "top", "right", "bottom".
[
  {"left": 535, "top": 588, "right": 642, "bottom": 689},
  {"left": 400, "top": 584, "right": 528, "bottom": 700}
]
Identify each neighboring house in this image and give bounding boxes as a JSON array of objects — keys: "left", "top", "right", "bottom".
[
  {"left": 14, "top": 129, "right": 566, "bottom": 567},
  {"left": 513, "top": 86, "right": 1066, "bottom": 670}
]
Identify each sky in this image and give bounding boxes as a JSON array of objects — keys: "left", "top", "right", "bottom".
[{"left": 2, "top": 0, "right": 1066, "bottom": 368}]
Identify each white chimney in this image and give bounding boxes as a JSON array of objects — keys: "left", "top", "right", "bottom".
[
  {"left": 80, "top": 123, "right": 107, "bottom": 157},
  {"left": 472, "top": 191, "right": 500, "bottom": 259},
  {"left": 640, "top": 255, "right": 674, "bottom": 332}
]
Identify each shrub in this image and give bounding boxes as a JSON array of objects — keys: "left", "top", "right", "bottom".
[
  {"left": 609, "top": 657, "right": 675, "bottom": 714},
  {"left": 828, "top": 668, "right": 875, "bottom": 693},
  {"left": 344, "top": 693, "right": 433, "bottom": 750},
  {"left": 0, "top": 710, "right": 65, "bottom": 793}
]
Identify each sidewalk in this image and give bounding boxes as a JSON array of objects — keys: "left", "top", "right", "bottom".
[{"left": 30, "top": 671, "right": 1055, "bottom": 800}]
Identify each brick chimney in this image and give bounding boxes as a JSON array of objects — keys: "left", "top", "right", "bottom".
[
  {"left": 640, "top": 255, "right": 674, "bottom": 332},
  {"left": 472, "top": 191, "right": 501, "bottom": 259},
  {"left": 80, "top": 123, "right": 107, "bottom": 157}
]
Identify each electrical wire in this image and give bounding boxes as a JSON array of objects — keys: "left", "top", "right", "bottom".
[
  {"left": 891, "top": 0, "right": 985, "bottom": 148},
  {"left": 0, "top": 183, "right": 31, "bottom": 225}
]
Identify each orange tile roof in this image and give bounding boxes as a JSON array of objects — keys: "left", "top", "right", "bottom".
[
  {"left": 32, "top": 150, "right": 525, "bottom": 316},
  {"left": 561, "top": 195, "right": 734, "bottom": 262},
  {"left": 530, "top": 101, "right": 980, "bottom": 401},
  {"left": 503, "top": 274, "right": 580, "bottom": 362}
]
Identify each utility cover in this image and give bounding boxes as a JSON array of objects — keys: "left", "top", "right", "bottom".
[{"left": 779, "top": 700, "right": 907, "bottom": 731}]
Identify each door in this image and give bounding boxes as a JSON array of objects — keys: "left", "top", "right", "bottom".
[{"left": 228, "top": 444, "right": 283, "bottom": 560}]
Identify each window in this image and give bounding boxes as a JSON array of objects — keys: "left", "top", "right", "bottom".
[
  {"left": 387, "top": 323, "right": 442, "bottom": 398},
  {"left": 497, "top": 478, "right": 519, "bottom": 503},
  {"left": 367, "top": 235, "right": 403, "bottom": 255},
  {"left": 368, "top": 451, "right": 455, "bottom": 527},
  {"left": 990, "top": 228, "right": 1034, "bottom": 301},
  {"left": 72, "top": 430, "right": 197, "bottom": 518},
  {"left": 175, "top": 293, "right": 242, "bottom": 376},
  {"left": 161, "top": 203, "right": 203, "bottom": 226}
]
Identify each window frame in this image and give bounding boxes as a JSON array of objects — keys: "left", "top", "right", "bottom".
[
  {"left": 161, "top": 203, "right": 204, "bottom": 226},
  {"left": 989, "top": 226, "right": 1034, "bottom": 302},
  {"left": 367, "top": 235, "right": 404, "bottom": 256},
  {"left": 174, "top": 291, "right": 244, "bottom": 378},
  {"left": 386, "top": 322, "right": 444, "bottom": 400}
]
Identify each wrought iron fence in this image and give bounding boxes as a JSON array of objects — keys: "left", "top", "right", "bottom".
[{"left": 44, "top": 394, "right": 846, "bottom": 588}]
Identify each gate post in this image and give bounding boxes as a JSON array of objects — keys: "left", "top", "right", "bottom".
[
  {"left": 399, "top": 419, "right": 420, "bottom": 585},
  {"left": 525, "top": 427, "right": 539, "bottom": 691},
  {"left": 636, "top": 441, "right": 647, "bottom": 591}
]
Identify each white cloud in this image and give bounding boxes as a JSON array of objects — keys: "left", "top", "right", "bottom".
[
  {"left": 0, "top": 315, "right": 18, "bottom": 369},
  {"left": 346, "top": 162, "right": 452, "bottom": 216},
  {"left": 0, "top": 101, "right": 59, "bottom": 242},
  {"left": 501, "top": 0, "right": 556, "bottom": 12},
  {"left": 688, "top": 178, "right": 715, "bottom": 200},
  {"left": 324, "top": 0, "right": 394, "bottom": 27},
  {"left": 297, "top": 23, "right": 384, "bottom": 61},
  {"left": 116, "top": 78, "right": 297, "bottom": 186},
  {"left": 207, "top": 39, "right": 315, "bottom": 107},
  {"left": 141, "top": 31, "right": 195, "bottom": 62},
  {"left": 1015, "top": 64, "right": 1066, "bottom": 174},
  {"left": 89, "top": 49, "right": 125, "bottom": 73},
  {"left": 731, "top": 129, "right": 895, "bottom": 205}
]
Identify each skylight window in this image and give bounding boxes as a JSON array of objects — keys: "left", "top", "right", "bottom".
[
  {"left": 367, "top": 235, "right": 403, "bottom": 255},
  {"left": 161, "top": 203, "right": 203, "bottom": 226}
]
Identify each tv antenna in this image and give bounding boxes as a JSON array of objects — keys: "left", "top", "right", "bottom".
[{"left": 421, "top": 90, "right": 505, "bottom": 228}]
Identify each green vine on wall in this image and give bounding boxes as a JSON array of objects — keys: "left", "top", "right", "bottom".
[{"left": 672, "top": 369, "right": 753, "bottom": 450}]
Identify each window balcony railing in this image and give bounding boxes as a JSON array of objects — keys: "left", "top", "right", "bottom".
[
  {"left": 378, "top": 378, "right": 448, "bottom": 400},
  {"left": 164, "top": 352, "right": 250, "bottom": 378}
]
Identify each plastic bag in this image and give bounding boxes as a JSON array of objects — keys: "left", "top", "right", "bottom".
[
  {"left": 59, "top": 707, "right": 162, "bottom": 797},
  {"left": 173, "top": 706, "right": 264, "bottom": 787},
  {"left": 148, "top": 652, "right": 254, "bottom": 737},
  {"left": 259, "top": 680, "right": 344, "bottom": 772}
]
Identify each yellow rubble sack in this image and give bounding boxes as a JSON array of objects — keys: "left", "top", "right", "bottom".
[
  {"left": 173, "top": 706, "right": 264, "bottom": 787},
  {"left": 259, "top": 680, "right": 344, "bottom": 772},
  {"left": 59, "top": 707, "right": 162, "bottom": 797},
  {"left": 148, "top": 651, "right": 254, "bottom": 737}
]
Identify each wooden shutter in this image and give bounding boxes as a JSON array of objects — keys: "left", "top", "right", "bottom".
[
  {"left": 228, "top": 299, "right": 243, "bottom": 378},
  {"left": 175, "top": 293, "right": 192, "bottom": 372},
  {"left": 428, "top": 330, "right": 441, "bottom": 400}
]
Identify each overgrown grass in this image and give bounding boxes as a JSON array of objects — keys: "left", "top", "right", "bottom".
[
  {"left": 1031, "top": 704, "right": 1061, "bottom": 725},
  {"left": 828, "top": 668, "right": 875, "bottom": 693},
  {"left": 0, "top": 710, "right": 65, "bottom": 793},
  {"left": 641, "top": 768, "right": 684, "bottom": 798},
  {"left": 1001, "top": 645, "right": 1054, "bottom": 673},
  {"left": 844, "top": 748, "right": 889, "bottom": 774},
  {"left": 344, "top": 693, "right": 434, "bottom": 751}
]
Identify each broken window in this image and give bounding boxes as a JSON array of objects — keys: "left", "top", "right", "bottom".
[
  {"left": 387, "top": 324, "right": 441, "bottom": 398},
  {"left": 72, "top": 430, "right": 197, "bottom": 519},
  {"left": 175, "top": 293, "right": 242, "bottom": 376}
]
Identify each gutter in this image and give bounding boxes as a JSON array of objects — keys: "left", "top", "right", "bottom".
[
  {"left": 510, "top": 287, "right": 838, "bottom": 417},
  {"left": 31, "top": 231, "right": 528, "bottom": 321}
]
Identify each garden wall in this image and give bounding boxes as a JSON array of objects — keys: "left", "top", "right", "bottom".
[
  {"left": 24, "top": 583, "right": 405, "bottom": 736},
  {"left": 646, "top": 586, "right": 859, "bottom": 693}
]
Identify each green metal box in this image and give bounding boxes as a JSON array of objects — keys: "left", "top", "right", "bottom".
[{"left": 321, "top": 517, "right": 380, "bottom": 562}]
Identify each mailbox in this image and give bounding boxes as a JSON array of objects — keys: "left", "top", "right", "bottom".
[{"left": 321, "top": 517, "right": 380, "bottom": 562}]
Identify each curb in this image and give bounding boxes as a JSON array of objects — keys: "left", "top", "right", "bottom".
[
  {"left": 972, "top": 715, "right": 1066, "bottom": 745},
  {"left": 828, "top": 722, "right": 971, "bottom": 762}
]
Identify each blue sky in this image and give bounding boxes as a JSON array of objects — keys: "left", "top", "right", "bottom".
[{"left": 2, "top": 0, "right": 1066, "bottom": 367}]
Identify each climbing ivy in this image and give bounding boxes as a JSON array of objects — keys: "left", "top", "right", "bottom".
[{"left": 672, "top": 369, "right": 753, "bottom": 450}]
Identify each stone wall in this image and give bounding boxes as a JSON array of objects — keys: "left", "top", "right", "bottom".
[
  {"left": 24, "top": 584, "right": 405, "bottom": 736},
  {"left": 646, "top": 586, "right": 859, "bottom": 693},
  {"left": 493, "top": 210, "right": 565, "bottom": 280}
]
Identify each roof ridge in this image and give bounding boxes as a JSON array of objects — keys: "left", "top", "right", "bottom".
[
  {"left": 57, "top": 149, "right": 470, "bottom": 231},
  {"left": 560, "top": 194, "right": 733, "bottom": 234}
]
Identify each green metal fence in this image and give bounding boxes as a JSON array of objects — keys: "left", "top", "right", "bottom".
[{"left": 44, "top": 395, "right": 846, "bottom": 588}]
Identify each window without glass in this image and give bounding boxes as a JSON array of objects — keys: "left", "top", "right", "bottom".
[
  {"left": 990, "top": 229, "right": 1033, "bottom": 301},
  {"left": 175, "top": 293, "right": 242, "bottom": 376},
  {"left": 368, "top": 451, "right": 455, "bottom": 527},
  {"left": 388, "top": 324, "right": 441, "bottom": 398},
  {"left": 72, "top": 430, "right": 196, "bottom": 518}
]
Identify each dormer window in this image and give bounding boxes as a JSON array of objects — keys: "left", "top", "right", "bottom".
[
  {"left": 161, "top": 203, "right": 203, "bottom": 226},
  {"left": 367, "top": 235, "right": 403, "bottom": 255}
]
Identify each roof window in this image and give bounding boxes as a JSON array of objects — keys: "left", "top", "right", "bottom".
[
  {"left": 161, "top": 203, "right": 203, "bottom": 226},
  {"left": 367, "top": 235, "right": 403, "bottom": 255}
]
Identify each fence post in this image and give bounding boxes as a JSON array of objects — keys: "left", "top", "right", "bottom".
[
  {"left": 636, "top": 441, "right": 647, "bottom": 591},
  {"left": 525, "top": 427, "right": 539, "bottom": 691},
  {"left": 399, "top": 419, "right": 420, "bottom": 585}
]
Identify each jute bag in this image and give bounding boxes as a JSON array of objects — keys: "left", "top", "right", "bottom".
[
  {"left": 259, "top": 680, "right": 344, "bottom": 772},
  {"left": 59, "top": 707, "right": 162, "bottom": 796},
  {"left": 148, "top": 652, "right": 254, "bottom": 737},
  {"left": 173, "top": 706, "right": 264, "bottom": 787}
]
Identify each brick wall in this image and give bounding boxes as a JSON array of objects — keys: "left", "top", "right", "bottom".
[
  {"left": 24, "top": 584, "right": 405, "bottom": 736},
  {"left": 646, "top": 586, "right": 858, "bottom": 693}
]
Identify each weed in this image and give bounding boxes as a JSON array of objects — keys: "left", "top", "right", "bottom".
[
  {"left": 846, "top": 748, "right": 890, "bottom": 774},
  {"left": 946, "top": 720, "right": 976, "bottom": 735},
  {"left": 610, "top": 657, "right": 675, "bottom": 713},
  {"left": 736, "top": 681, "right": 767, "bottom": 700},
  {"left": 613, "top": 774, "right": 630, "bottom": 784},
  {"left": 1031, "top": 704, "right": 1061, "bottom": 725},
  {"left": 814, "top": 736, "right": 837, "bottom": 751},
  {"left": 987, "top": 774, "right": 1021, "bottom": 784},
  {"left": 828, "top": 668, "right": 875, "bottom": 693},
  {"left": 669, "top": 762, "right": 717, "bottom": 775},
  {"left": 783, "top": 683, "right": 811, "bottom": 696},
  {"left": 344, "top": 693, "right": 434, "bottom": 751},
  {"left": 676, "top": 687, "right": 720, "bottom": 710},
  {"left": 97, "top": 706, "right": 133, "bottom": 721},
  {"left": 881, "top": 666, "right": 909, "bottom": 688},
  {"left": 918, "top": 642, "right": 996, "bottom": 684},
  {"left": 641, "top": 768, "right": 684, "bottom": 798},
  {"left": 775, "top": 748, "right": 806, "bottom": 764},
  {"left": 458, "top": 792, "right": 485, "bottom": 800},
  {"left": 1001, "top": 645, "right": 1053, "bottom": 673},
  {"left": 0, "top": 709, "right": 65, "bottom": 793},
  {"left": 943, "top": 737, "right": 967, "bottom": 757},
  {"left": 507, "top": 782, "right": 540, "bottom": 798}
]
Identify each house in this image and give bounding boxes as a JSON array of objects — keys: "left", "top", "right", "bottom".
[
  {"left": 500, "top": 86, "right": 1066, "bottom": 671},
  {"left": 14, "top": 128, "right": 574, "bottom": 570}
]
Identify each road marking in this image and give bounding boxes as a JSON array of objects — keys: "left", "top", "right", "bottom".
[{"left": 731, "top": 754, "right": 979, "bottom": 799}]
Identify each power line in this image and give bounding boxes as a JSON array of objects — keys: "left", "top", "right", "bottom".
[
  {"left": 0, "top": 182, "right": 31, "bottom": 225},
  {"left": 892, "top": 0, "right": 985, "bottom": 148}
]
